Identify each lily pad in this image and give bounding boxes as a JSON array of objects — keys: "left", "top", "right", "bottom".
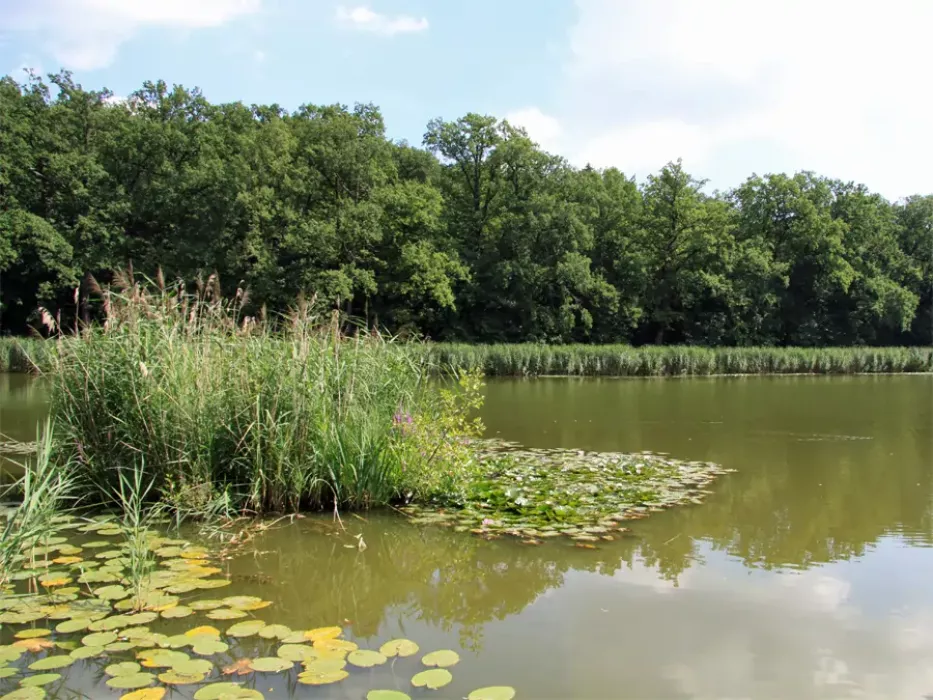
[
  {"left": 367, "top": 693, "right": 412, "bottom": 700},
  {"left": 412, "top": 669, "right": 453, "bottom": 690},
  {"left": 14, "top": 630, "right": 50, "bottom": 640},
  {"left": 54, "top": 619, "right": 89, "bottom": 634},
  {"left": 226, "top": 620, "right": 265, "bottom": 638},
  {"left": 160, "top": 606, "right": 193, "bottom": 619},
  {"left": 172, "top": 659, "right": 213, "bottom": 676},
  {"left": 186, "top": 625, "right": 221, "bottom": 638},
  {"left": 304, "top": 626, "right": 341, "bottom": 642},
  {"left": 421, "top": 650, "right": 460, "bottom": 668},
  {"left": 158, "top": 670, "right": 206, "bottom": 685},
  {"left": 0, "top": 647, "right": 23, "bottom": 663},
  {"left": 189, "top": 600, "right": 224, "bottom": 611},
  {"left": 257, "top": 624, "right": 291, "bottom": 640},
  {"left": 106, "top": 673, "right": 156, "bottom": 690},
  {"left": 106, "top": 662, "right": 143, "bottom": 676},
  {"left": 138, "top": 650, "right": 190, "bottom": 669},
  {"left": 277, "top": 644, "right": 316, "bottom": 662},
  {"left": 19, "top": 674, "right": 60, "bottom": 687},
  {"left": 297, "top": 669, "right": 348, "bottom": 685},
  {"left": 193, "top": 684, "right": 263, "bottom": 700},
  {"left": 1, "top": 689, "right": 45, "bottom": 700},
  {"left": 249, "top": 657, "right": 292, "bottom": 673},
  {"left": 95, "top": 584, "right": 129, "bottom": 601},
  {"left": 27, "top": 655, "right": 73, "bottom": 671},
  {"left": 81, "top": 632, "right": 117, "bottom": 647},
  {"left": 379, "top": 639, "right": 419, "bottom": 658},
  {"left": 0, "top": 667, "right": 17, "bottom": 679},
  {"left": 119, "top": 690, "right": 166, "bottom": 700},
  {"left": 348, "top": 650, "right": 387, "bottom": 668},
  {"left": 192, "top": 639, "right": 229, "bottom": 656},
  {"left": 467, "top": 687, "right": 516, "bottom": 700},
  {"left": 313, "top": 638, "right": 357, "bottom": 653},
  {"left": 206, "top": 609, "right": 245, "bottom": 621},
  {"left": 70, "top": 645, "right": 104, "bottom": 660}
]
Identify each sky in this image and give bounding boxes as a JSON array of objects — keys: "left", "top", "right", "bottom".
[{"left": 1, "top": 0, "right": 932, "bottom": 200}]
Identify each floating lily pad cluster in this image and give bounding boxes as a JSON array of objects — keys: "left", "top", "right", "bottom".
[
  {"left": 403, "top": 440, "right": 735, "bottom": 543},
  {"left": 0, "top": 513, "right": 515, "bottom": 700}
]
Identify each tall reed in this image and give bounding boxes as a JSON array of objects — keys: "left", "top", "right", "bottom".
[
  {"left": 48, "top": 274, "right": 442, "bottom": 513},
  {"left": 423, "top": 344, "right": 933, "bottom": 377}
]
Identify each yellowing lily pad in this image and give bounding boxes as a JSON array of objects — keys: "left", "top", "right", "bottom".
[
  {"left": 193, "top": 683, "right": 263, "bottom": 700},
  {"left": 138, "top": 650, "right": 189, "bottom": 669},
  {"left": 27, "top": 655, "right": 73, "bottom": 671},
  {"left": 276, "top": 644, "right": 316, "bottom": 662},
  {"left": 249, "top": 657, "right": 292, "bottom": 673},
  {"left": 14, "top": 630, "right": 50, "bottom": 640},
  {"left": 412, "top": 669, "right": 453, "bottom": 690},
  {"left": 304, "top": 626, "right": 341, "bottom": 642},
  {"left": 158, "top": 670, "right": 206, "bottom": 685},
  {"left": 185, "top": 626, "right": 221, "bottom": 638},
  {"left": 467, "top": 687, "right": 516, "bottom": 700},
  {"left": 314, "top": 638, "right": 357, "bottom": 653},
  {"left": 297, "top": 669, "right": 348, "bottom": 685},
  {"left": 105, "top": 673, "right": 156, "bottom": 690},
  {"left": 421, "top": 650, "right": 459, "bottom": 668},
  {"left": 119, "top": 689, "right": 166, "bottom": 700},
  {"left": 226, "top": 620, "right": 265, "bottom": 638},
  {"left": 171, "top": 659, "right": 213, "bottom": 676},
  {"left": 348, "top": 650, "right": 387, "bottom": 668},
  {"left": 379, "top": 639, "right": 419, "bottom": 658}
]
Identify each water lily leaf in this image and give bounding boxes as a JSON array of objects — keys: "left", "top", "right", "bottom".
[
  {"left": 106, "top": 662, "right": 142, "bottom": 676},
  {"left": 96, "top": 528, "right": 123, "bottom": 536},
  {"left": 467, "top": 687, "right": 516, "bottom": 700},
  {"left": 54, "top": 619, "right": 89, "bottom": 634},
  {"left": 172, "top": 659, "right": 213, "bottom": 676},
  {"left": 206, "top": 609, "right": 245, "bottom": 621},
  {"left": 0, "top": 667, "right": 17, "bottom": 679},
  {"left": 367, "top": 693, "right": 411, "bottom": 700},
  {"left": 38, "top": 576, "right": 71, "bottom": 588},
  {"left": 88, "top": 615, "right": 128, "bottom": 631},
  {"left": 185, "top": 625, "right": 221, "bottom": 638},
  {"left": 1, "top": 688, "right": 45, "bottom": 700},
  {"left": 379, "top": 639, "right": 419, "bottom": 658},
  {"left": 51, "top": 556, "right": 82, "bottom": 566},
  {"left": 70, "top": 645, "right": 104, "bottom": 660},
  {"left": 221, "top": 659, "right": 253, "bottom": 676},
  {"left": 348, "top": 650, "right": 387, "bottom": 668},
  {"left": 124, "top": 612, "right": 158, "bottom": 625},
  {"left": 106, "top": 642, "right": 137, "bottom": 652},
  {"left": 12, "top": 640, "right": 54, "bottom": 653},
  {"left": 0, "top": 647, "right": 23, "bottom": 663},
  {"left": 221, "top": 596, "right": 262, "bottom": 609},
  {"left": 279, "top": 631, "right": 310, "bottom": 644},
  {"left": 138, "top": 650, "right": 189, "bottom": 669},
  {"left": 194, "top": 579, "right": 231, "bottom": 590},
  {"left": 257, "top": 624, "right": 291, "bottom": 640},
  {"left": 191, "top": 639, "right": 228, "bottom": 656},
  {"left": 226, "top": 620, "right": 265, "bottom": 638},
  {"left": 248, "top": 657, "right": 292, "bottom": 673},
  {"left": 302, "top": 658, "right": 346, "bottom": 674},
  {"left": 28, "top": 655, "right": 72, "bottom": 671},
  {"left": 421, "top": 650, "right": 459, "bottom": 668},
  {"left": 158, "top": 670, "right": 206, "bottom": 685},
  {"left": 95, "top": 584, "right": 129, "bottom": 601},
  {"left": 82, "top": 541, "right": 110, "bottom": 548},
  {"left": 82, "top": 632, "right": 117, "bottom": 647},
  {"left": 119, "top": 689, "right": 166, "bottom": 700},
  {"left": 304, "top": 626, "right": 341, "bottom": 642},
  {"left": 105, "top": 673, "right": 156, "bottom": 690},
  {"left": 14, "top": 630, "right": 50, "bottom": 640},
  {"left": 297, "top": 669, "right": 348, "bottom": 685},
  {"left": 160, "top": 606, "right": 193, "bottom": 619},
  {"left": 412, "top": 669, "right": 453, "bottom": 690},
  {"left": 19, "top": 673, "right": 60, "bottom": 687},
  {"left": 276, "top": 644, "right": 316, "bottom": 662},
  {"left": 313, "top": 638, "right": 357, "bottom": 653},
  {"left": 193, "top": 683, "right": 263, "bottom": 700}
]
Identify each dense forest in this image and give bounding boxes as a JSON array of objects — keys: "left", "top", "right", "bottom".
[{"left": 1, "top": 71, "right": 931, "bottom": 346}]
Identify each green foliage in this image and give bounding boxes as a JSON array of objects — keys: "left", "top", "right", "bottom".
[
  {"left": 424, "top": 344, "right": 933, "bottom": 377},
  {"left": 46, "top": 276, "right": 481, "bottom": 513},
  {"left": 0, "top": 71, "right": 931, "bottom": 347}
]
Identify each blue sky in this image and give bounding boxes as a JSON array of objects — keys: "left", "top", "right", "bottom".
[{"left": 2, "top": 0, "right": 932, "bottom": 200}]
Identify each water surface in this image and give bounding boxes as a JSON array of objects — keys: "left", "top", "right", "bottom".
[{"left": 4, "top": 375, "right": 933, "bottom": 699}]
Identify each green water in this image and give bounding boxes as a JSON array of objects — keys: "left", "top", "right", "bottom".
[{"left": 2, "top": 375, "right": 932, "bottom": 699}]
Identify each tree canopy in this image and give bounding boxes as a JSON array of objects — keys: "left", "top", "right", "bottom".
[{"left": 1, "top": 71, "right": 931, "bottom": 345}]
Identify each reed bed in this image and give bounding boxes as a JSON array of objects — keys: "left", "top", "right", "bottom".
[
  {"left": 0, "top": 337, "right": 50, "bottom": 372},
  {"left": 47, "top": 275, "right": 471, "bottom": 514},
  {"left": 423, "top": 344, "right": 933, "bottom": 377}
]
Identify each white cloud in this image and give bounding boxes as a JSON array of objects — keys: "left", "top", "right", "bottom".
[
  {"left": 524, "top": 0, "right": 933, "bottom": 198},
  {"left": 2, "top": 0, "right": 262, "bottom": 70},
  {"left": 335, "top": 5, "right": 428, "bottom": 36},
  {"left": 505, "top": 107, "right": 562, "bottom": 152},
  {"left": 253, "top": 49, "right": 266, "bottom": 63}
]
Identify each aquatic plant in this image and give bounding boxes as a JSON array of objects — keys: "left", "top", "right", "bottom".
[
  {"left": 421, "top": 343, "right": 933, "bottom": 377},
  {"left": 46, "top": 272, "right": 474, "bottom": 514}
]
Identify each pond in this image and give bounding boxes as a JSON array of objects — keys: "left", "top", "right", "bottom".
[{"left": 1, "top": 374, "right": 932, "bottom": 699}]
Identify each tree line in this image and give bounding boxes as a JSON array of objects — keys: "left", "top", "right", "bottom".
[{"left": 1, "top": 71, "right": 931, "bottom": 346}]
